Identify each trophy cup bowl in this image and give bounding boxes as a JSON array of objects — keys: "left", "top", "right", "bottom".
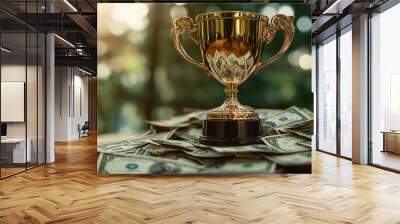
[{"left": 171, "top": 11, "right": 295, "bottom": 146}]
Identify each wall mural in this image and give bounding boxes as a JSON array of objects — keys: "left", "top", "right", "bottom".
[{"left": 97, "top": 3, "right": 313, "bottom": 175}]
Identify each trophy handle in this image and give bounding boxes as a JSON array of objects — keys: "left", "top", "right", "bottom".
[
  {"left": 171, "top": 16, "right": 210, "bottom": 73},
  {"left": 255, "top": 14, "right": 295, "bottom": 73}
]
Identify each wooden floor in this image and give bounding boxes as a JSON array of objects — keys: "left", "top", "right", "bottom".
[
  {"left": 1, "top": 135, "right": 400, "bottom": 224},
  {"left": 373, "top": 150, "right": 400, "bottom": 171},
  {"left": 1, "top": 167, "right": 26, "bottom": 178}
]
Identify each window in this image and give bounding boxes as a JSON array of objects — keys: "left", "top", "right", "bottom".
[
  {"left": 317, "top": 35, "right": 337, "bottom": 154},
  {"left": 0, "top": 1, "right": 47, "bottom": 179},
  {"left": 339, "top": 28, "right": 352, "bottom": 158},
  {"left": 370, "top": 3, "right": 400, "bottom": 171}
]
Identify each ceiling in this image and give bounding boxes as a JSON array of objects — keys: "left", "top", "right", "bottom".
[{"left": 0, "top": 0, "right": 394, "bottom": 74}]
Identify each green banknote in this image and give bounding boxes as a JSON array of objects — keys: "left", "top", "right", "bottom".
[
  {"left": 301, "top": 107, "right": 314, "bottom": 120},
  {"left": 261, "top": 134, "right": 311, "bottom": 154},
  {"left": 153, "top": 139, "right": 231, "bottom": 158},
  {"left": 260, "top": 151, "right": 311, "bottom": 166},
  {"left": 108, "top": 143, "right": 179, "bottom": 157},
  {"left": 98, "top": 106, "right": 314, "bottom": 175},
  {"left": 286, "top": 128, "right": 313, "bottom": 140},
  {"left": 175, "top": 128, "right": 202, "bottom": 144},
  {"left": 98, "top": 153, "right": 201, "bottom": 174},
  {"left": 255, "top": 108, "right": 282, "bottom": 120},
  {"left": 297, "top": 141, "right": 312, "bottom": 149},
  {"left": 201, "top": 158, "right": 276, "bottom": 174},
  {"left": 261, "top": 106, "right": 311, "bottom": 129},
  {"left": 98, "top": 129, "right": 177, "bottom": 154},
  {"left": 98, "top": 153, "right": 275, "bottom": 174},
  {"left": 211, "top": 144, "right": 302, "bottom": 154}
]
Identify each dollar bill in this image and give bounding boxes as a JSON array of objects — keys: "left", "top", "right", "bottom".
[
  {"left": 297, "top": 141, "right": 312, "bottom": 149},
  {"left": 98, "top": 106, "right": 313, "bottom": 175},
  {"left": 260, "top": 151, "right": 311, "bottom": 166},
  {"left": 286, "top": 128, "right": 313, "bottom": 140},
  {"left": 175, "top": 128, "right": 202, "bottom": 144},
  {"left": 282, "top": 119, "right": 313, "bottom": 130},
  {"left": 153, "top": 128, "right": 177, "bottom": 140},
  {"left": 98, "top": 130, "right": 154, "bottom": 151},
  {"left": 98, "top": 153, "right": 201, "bottom": 174},
  {"left": 98, "top": 129, "right": 177, "bottom": 154},
  {"left": 303, "top": 108, "right": 313, "bottom": 119},
  {"left": 201, "top": 158, "right": 276, "bottom": 174},
  {"left": 98, "top": 141, "right": 150, "bottom": 154},
  {"left": 161, "top": 152, "right": 219, "bottom": 167},
  {"left": 261, "top": 134, "right": 311, "bottom": 154},
  {"left": 110, "top": 143, "right": 179, "bottom": 157},
  {"left": 103, "top": 138, "right": 222, "bottom": 166},
  {"left": 98, "top": 152, "right": 278, "bottom": 174},
  {"left": 211, "top": 144, "right": 301, "bottom": 154},
  {"left": 255, "top": 108, "right": 282, "bottom": 120},
  {"left": 152, "top": 139, "right": 230, "bottom": 158},
  {"left": 261, "top": 106, "right": 311, "bottom": 129}
]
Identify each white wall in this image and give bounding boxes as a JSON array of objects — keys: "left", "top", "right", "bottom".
[
  {"left": 55, "top": 67, "right": 89, "bottom": 141},
  {"left": 55, "top": 66, "right": 69, "bottom": 141},
  {"left": 72, "top": 73, "right": 89, "bottom": 138}
]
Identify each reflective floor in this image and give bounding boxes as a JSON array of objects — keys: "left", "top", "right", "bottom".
[{"left": 373, "top": 150, "right": 400, "bottom": 171}]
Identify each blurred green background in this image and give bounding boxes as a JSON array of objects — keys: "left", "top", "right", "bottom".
[{"left": 97, "top": 3, "right": 312, "bottom": 135}]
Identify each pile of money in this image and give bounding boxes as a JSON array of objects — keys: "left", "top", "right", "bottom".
[{"left": 97, "top": 106, "right": 313, "bottom": 175}]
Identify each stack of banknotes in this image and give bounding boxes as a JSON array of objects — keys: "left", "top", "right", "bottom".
[{"left": 97, "top": 106, "right": 313, "bottom": 175}]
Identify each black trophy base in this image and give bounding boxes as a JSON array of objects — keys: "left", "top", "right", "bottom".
[{"left": 199, "top": 119, "right": 262, "bottom": 146}]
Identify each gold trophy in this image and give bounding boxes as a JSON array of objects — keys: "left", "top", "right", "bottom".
[{"left": 171, "top": 11, "right": 294, "bottom": 146}]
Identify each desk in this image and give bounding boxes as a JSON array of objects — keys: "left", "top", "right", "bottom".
[
  {"left": 382, "top": 131, "right": 400, "bottom": 154},
  {"left": 1, "top": 138, "right": 31, "bottom": 163}
]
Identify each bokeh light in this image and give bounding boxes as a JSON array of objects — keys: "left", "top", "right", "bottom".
[
  {"left": 260, "top": 5, "right": 277, "bottom": 18},
  {"left": 170, "top": 5, "right": 188, "bottom": 18},
  {"left": 288, "top": 49, "right": 303, "bottom": 67},
  {"left": 98, "top": 63, "right": 111, "bottom": 80},
  {"left": 297, "top": 16, "right": 312, "bottom": 33},
  {"left": 111, "top": 4, "right": 149, "bottom": 31},
  {"left": 107, "top": 20, "right": 128, "bottom": 36},
  {"left": 278, "top": 5, "right": 294, "bottom": 16},
  {"left": 298, "top": 54, "right": 312, "bottom": 70},
  {"left": 97, "top": 40, "right": 108, "bottom": 57},
  {"left": 111, "top": 3, "right": 149, "bottom": 23},
  {"left": 121, "top": 72, "right": 147, "bottom": 88},
  {"left": 287, "top": 47, "right": 310, "bottom": 70}
]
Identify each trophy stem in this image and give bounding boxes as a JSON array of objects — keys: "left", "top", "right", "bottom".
[{"left": 223, "top": 84, "right": 240, "bottom": 111}]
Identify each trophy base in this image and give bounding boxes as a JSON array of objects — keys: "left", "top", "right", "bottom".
[{"left": 199, "top": 118, "right": 262, "bottom": 146}]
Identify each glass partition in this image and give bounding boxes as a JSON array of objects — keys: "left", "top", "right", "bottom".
[
  {"left": 317, "top": 35, "right": 337, "bottom": 154},
  {"left": 1, "top": 30, "right": 28, "bottom": 177},
  {"left": 371, "top": 3, "right": 400, "bottom": 171},
  {"left": 0, "top": 1, "right": 46, "bottom": 179},
  {"left": 339, "top": 27, "right": 352, "bottom": 158},
  {"left": 27, "top": 30, "right": 38, "bottom": 169}
]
